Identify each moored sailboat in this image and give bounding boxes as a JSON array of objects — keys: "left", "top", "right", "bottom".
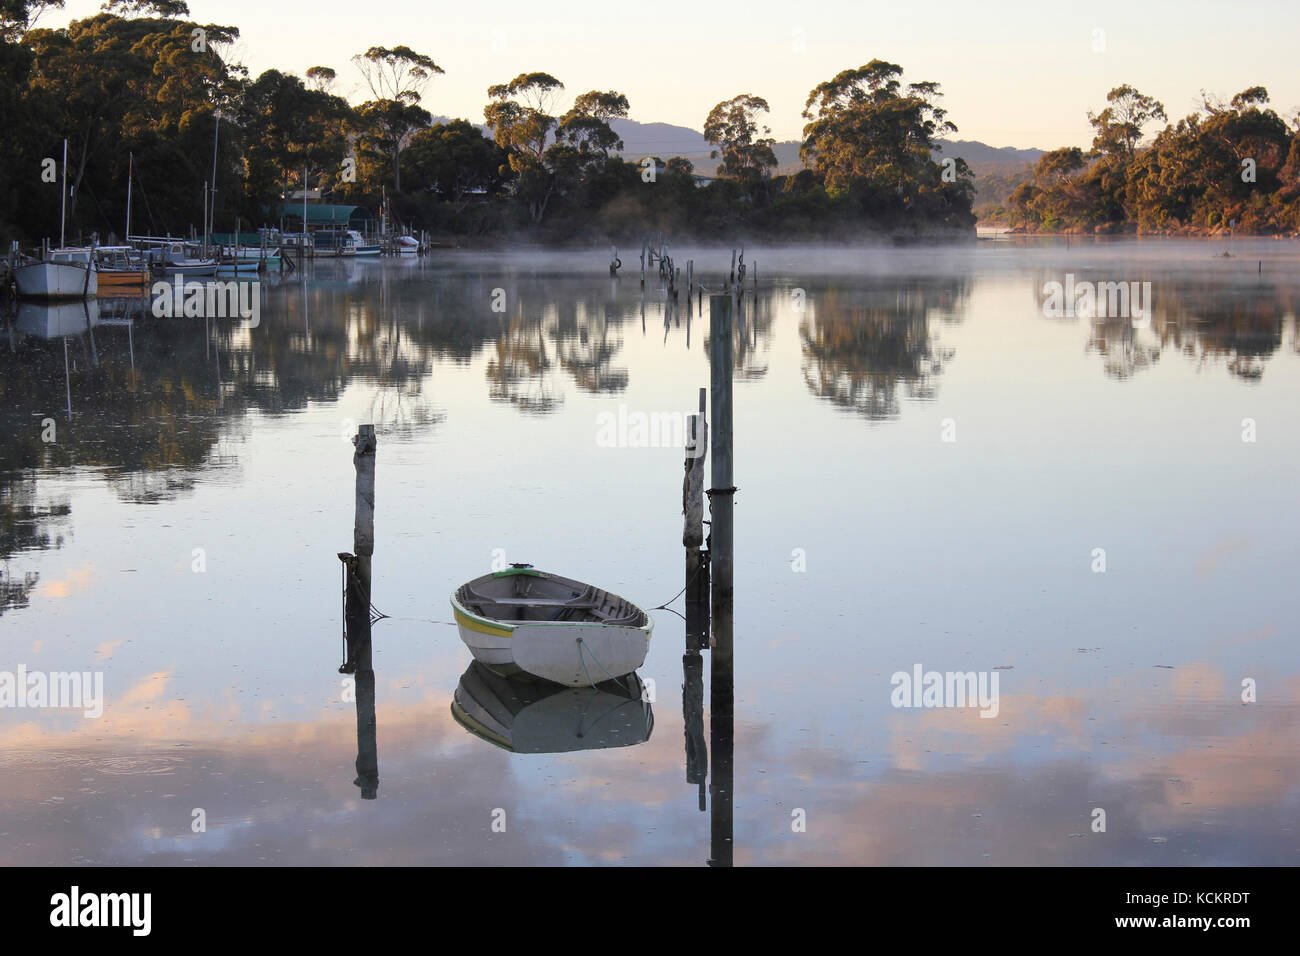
[
  {"left": 14, "top": 139, "right": 98, "bottom": 299},
  {"left": 93, "top": 246, "right": 149, "bottom": 293},
  {"left": 14, "top": 248, "right": 98, "bottom": 299}
]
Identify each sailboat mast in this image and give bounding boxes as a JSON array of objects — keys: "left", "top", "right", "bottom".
[
  {"left": 125, "top": 152, "right": 133, "bottom": 241},
  {"left": 59, "top": 138, "right": 67, "bottom": 249},
  {"left": 209, "top": 110, "right": 220, "bottom": 247}
]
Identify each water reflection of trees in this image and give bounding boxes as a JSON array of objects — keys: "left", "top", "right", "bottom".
[
  {"left": 698, "top": 292, "right": 775, "bottom": 381},
  {"left": 1152, "top": 281, "right": 1291, "bottom": 382},
  {"left": 1085, "top": 319, "right": 1162, "bottom": 380},
  {"left": 552, "top": 298, "right": 629, "bottom": 394},
  {"left": 800, "top": 279, "right": 968, "bottom": 420},
  {"left": 1039, "top": 277, "right": 1294, "bottom": 382},
  {"left": 1, "top": 305, "right": 235, "bottom": 503},
  {"left": 487, "top": 317, "right": 563, "bottom": 414},
  {"left": 480, "top": 276, "right": 638, "bottom": 412},
  {"left": 0, "top": 477, "right": 69, "bottom": 616}
]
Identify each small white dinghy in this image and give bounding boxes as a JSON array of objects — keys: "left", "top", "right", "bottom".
[{"left": 451, "top": 566, "right": 653, "bottom": 687}]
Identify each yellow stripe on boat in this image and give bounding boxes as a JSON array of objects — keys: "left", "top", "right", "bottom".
[
  {"left": 450, "top": 700, "right": 514, "bottom": 751},
  {"left": 453, "top": 607, "right": 513, "bottom": 638}
]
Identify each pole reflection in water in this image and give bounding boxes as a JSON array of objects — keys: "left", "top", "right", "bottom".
[
  {"left": 681, "top": 387, "right": 711, "bottom": 814},
  {"left": 682, "top": 647, "right": 707, "bottom": 812},
  {"left": 340, "top": 424, "right": 379, "bottom": 799},
  {"left": 350, "top": 616, "right": 378, "bottom": 800}
]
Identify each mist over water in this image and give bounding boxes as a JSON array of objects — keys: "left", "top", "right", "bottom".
[{"left": 2, "top": 238, "right": 1297, "bottom": 864}]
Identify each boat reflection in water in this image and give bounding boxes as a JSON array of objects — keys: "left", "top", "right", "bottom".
[
  {"left": 16, "top": 297, "right": 100, "bottom": 338},
  {"left": 451, "top": 661, "right": 653, "bottom": 754}
]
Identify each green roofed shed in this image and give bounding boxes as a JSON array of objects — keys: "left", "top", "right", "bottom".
[{"left": 277, "top": 204, "right": 374, "bottom": 229}]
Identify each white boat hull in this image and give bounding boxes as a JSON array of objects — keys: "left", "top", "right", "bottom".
[
  {"left": 14, "top": 261, "right": 97, "bottom": 298},
  {"left": 451, "top": 570, "right": 652, "bottom": 687},
  {"left": 161, "top": 262, "right": 217, "bottom": 277},
  {"left": 454, "top": 619, "right": 652, "bottom": 687}
]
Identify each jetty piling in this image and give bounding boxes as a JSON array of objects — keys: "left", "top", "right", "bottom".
[
  {"left": 707, "top": 292, "right": 736, "bottom": 863},
  {"left": 684, "top": 387, "right": 708, "bottom": 651},
  {"left": 343, "top": 424, "right": 376, "bottom": 669}
]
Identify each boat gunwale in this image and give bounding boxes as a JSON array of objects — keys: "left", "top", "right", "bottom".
[{"left": 450, "top": 573, "right": 654, "bottom": 635}]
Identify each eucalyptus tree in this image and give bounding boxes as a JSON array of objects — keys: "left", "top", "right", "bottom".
[
  {"left": 1, "top": 0, "right": 63, "bottom": 40},
  {"left": 305, "top": 65, "right": 335, "bottom": 92},
  {"left": 703, "top": 94, "right": 777, "bottom": 182},
  {"left": 483, "top": 72, "right": 566, "bottom": 221},
  {"left": 351, "top": 45, "right": 442, "bottom": 191},
  {"left": 802, "top": 61, "right": 955, "bottom": 194},
  {"left": 1088, "top": 85, "right": 1166, "bottom": 162},
  {"left": 23, "top": 4, "right": 241, "bottom": 236},
  {"left": 800, "top": 60, "right": 971, "bottom": 226},
  {"left": 547, "top": 89, "right": 630, "bottom": 210},
  {"left": 236, "top": 68, "right": 354, "bottom": 220},
  {"left": 403, "top": 119, "right": 508, "bottom": 205}
]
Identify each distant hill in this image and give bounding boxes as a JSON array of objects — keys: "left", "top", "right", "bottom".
[
  {"left": 432, "top": 115, "right": 1043, "bottom": 199},
  {"left": 609, "top": 119, "right": 709, "bottom": 156},
  {"left": 934, "top": 139, "right": 1043, "bottom": 170},
  {"left": 609, "top": 119, "right": 1044, "bottom": 181}
]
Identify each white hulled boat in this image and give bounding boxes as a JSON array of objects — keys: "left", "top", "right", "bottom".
[
  {"left": 14, "top": 248, "right": 97, "bottom": 299},
  {"left": 451, "top": 566, "right": 653, "bottom": 687}
]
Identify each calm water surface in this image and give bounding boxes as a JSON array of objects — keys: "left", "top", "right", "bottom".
[{"left": 2, "top": 238, "right": 1298, "bottom": 865}]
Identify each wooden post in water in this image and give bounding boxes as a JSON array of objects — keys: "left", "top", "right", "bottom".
[
  {"left": 353, "top": 423, "right": 376, "bottom": 601},
  {"left": 343, "top": 426, "right": 376, "bottom": 672},
  {"left": 707, "top": 294, "right": 734, "bottom": 866},
  {"left": 683, "top": 387, "right": 708, "bottom": 651}
]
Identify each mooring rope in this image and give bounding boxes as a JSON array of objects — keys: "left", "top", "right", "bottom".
[
  {"left": 647, "top": 552, "right": 709, "bottom": 611},
  {"left": 576, "top": 636, "right": 632, "bottom": 693},
  {"left": 358, "top": 559, "right": 707, "bottom": 628}
]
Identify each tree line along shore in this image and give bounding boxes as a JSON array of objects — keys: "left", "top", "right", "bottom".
[{"left": 2, "top": 2, "right": 1297, "bottom": 247}]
